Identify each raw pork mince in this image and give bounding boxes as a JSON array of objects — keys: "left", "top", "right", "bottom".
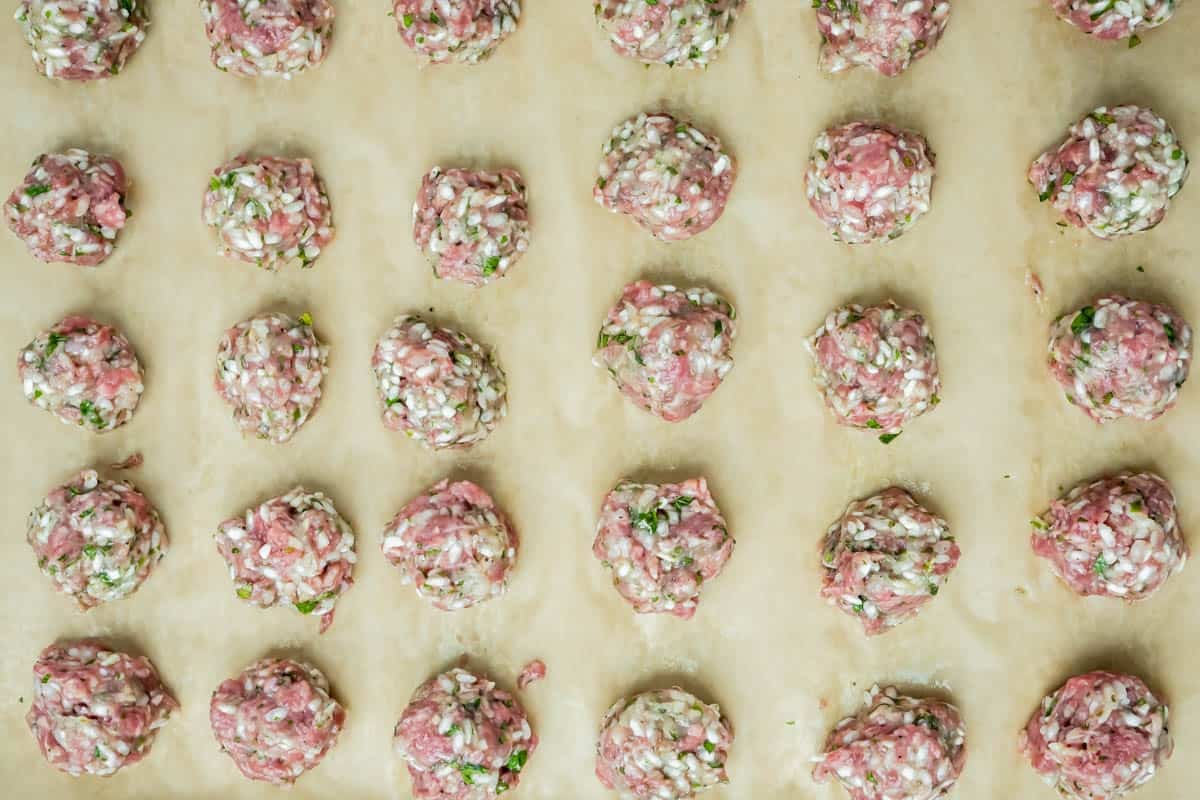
[
  {"left": 393, "top": 0, "right": 520, "bottom": 64},
  {"left": 200, "top": 0, "right": 334, "bottom": 78},
  {"left": 16, "top": 0, "right": 148, "bottom": 80},
  {"left": 815, "top": 0, "right": 952, "bottom": 76},
  {"left": 1048, "top": 0, "right": 1178, "bottom": 40},
  {"left": 595, "top": 0, "right": 745, "bottom": 68}
]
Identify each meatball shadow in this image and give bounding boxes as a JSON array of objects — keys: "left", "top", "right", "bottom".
[{"left": 1055, "top": 261, "right": 1188, "bottom": 312}]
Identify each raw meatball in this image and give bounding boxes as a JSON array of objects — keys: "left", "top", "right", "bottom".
[
  {"left": 28, "top": 469, "right": 166, "bottom": 610},
  {"left": 805, "top": 121, "right": 936, "bottom": 244},
  {"left": 394, "top": 667, "right": 537, "bottom": 799},
  {"left": 215, "top": 311, "right": 328, "bottom": 444},
  {"left": 16, "top": 0, "right": 148, "bottom": 80},
  {"left": 807, "top": 301, "right": 940, "bottom": 441},
  {"left": 4, "top": 150, "right": 129, "bottom": 266},
  {"left": 1029, "top": 105, "right": 1188, "bottom": 239},
  {"left": 202, "top": 155, "right": 334, "bottom": 270},
  {"left": 1048, "top": 294, "right": 1191, "bottom": 422},
  {"left": 27, "top": 640, "right": 177, "bottom": 776},
  {"left": 393, "top": 0, "right": 520, "bottom": 64},
  {"left": 595, "top": 0, "right": 744, "bottom": 68},
  {"left": 594, "top": 112, "right": 737, "bottom": 241},
  {"left": 596, "top": 687, "right": 732, "bottom": 799},
  {"left": 200, "top": 0, "right": 334, "bottom": 78},
  {"left": 821, "top": 487, "right": 959, "bottom": 635},
  {"left": 594, "top": 281, "right": 736, "bottom": 423},
  {"left": 816, "top": 0, "right": 950, "bottom": 76},
  {"left": 412, "top": 167, "right": 530, "bottom": 286},
  {"left": 813, "top": 685, "right": 967, "bottom": 800},
  {"left": 1021, "top": 671, "right": 1172, "bottom": 800},
  {"left": 381, "top": 478, "right": 518, "bottom": 611},
  {"left": 1031, "top": 473, "right": 1187, "bottom": 601},
  {"left": 593, "top": 478, "right": 733, "bottom": 619},
  {"left": 372, "top": 315, "right": 507, "bottom": 450},
  {"left": 18, "top": 314, "right": 144, "bottom": 433},
  {"left": 214, "top": 486, "right": 356, "bottom": 633},
  {"left": 1048, "top": 0, "right": 1177, "bottom": 42},
  {"left": 210, "top": 657, "right": 345, "bottom": 785}
]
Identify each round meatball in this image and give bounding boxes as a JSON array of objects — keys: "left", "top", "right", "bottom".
[
  {"left": 594, "top": 281, "right": 736, "bottom": 423},
  {"left": 214, "top": 486, "right": 356, "bottom": 633},
  {"left": 1032, "top": 473, "right": 1187, "bottom": 601},
  {"left": 1048, "top": 294, "right": 1191, "bottom": 423},
  {"left": 593, "top": 478, "right": 733, "bottom": 619},
  {"left": 595, "top": 0, "right": 744, "bottom": 68},
  {"left": 815, "top": 0, "right": 950, "bottom": 76},
  {"left": 821, "top": 487, "right": 959, "bottom": 635},
  {"left": 393, "top": 0, "right": 520, "bottom": 64},
  {"left": 412, "top": 167, "right": 530, "bottom": 286},
  {"left": 814, "top": 685, "right": 967, "bottom": 800},
  {"left": 806, "top": 301, "right": 941, "bottom": 441},
  {"left": 1021, "top": 671, "right": 1172, "bottom": 800},
  {"left": 805, "top": 121, "right": 936, "bottom": 244},
  {"left": 16, "top": 0, "right": 148, "bottom": 80},
  {"left": 382, "top": 479, "right": 518, "bottom": 611},
  {"left": 594, "top": 112, "right": 737, "bottom": 241},
  {"left": 372, "top": 315, "right": 508, "bottom": 450},
  {"left": 596, "top": 687, "right": 732, "bottom": 799},
  {"left": 28, "top": 469, "right": 166, "bottom": 610},
  {"left": 1048, "top": 0, "right": 1177, "bottom": 42},
  {"left": 18, "top": 314, "right": 144, "bottom": 433},
  {"left": 210, "top": 657, "right": 345, "bottom": 785},
  {"left": 5, "top": 150, "right": 129, "bottom": 266},
  {"left": 1029, "top": 105, "right": 1188, "bottom": 239},
  {"left": 394, "top": 667, "right": 537, "bottom": 800},
  {"left": 27, "top": 639, "right": 177, "bottom": 776},
  {"left": 215, "top": 311, "right": 328, "bottom": 443},
  {"left": 202, "top": 155, "right": 334, "bottom": 270},
  {"left": 200, "top": 0, "right": 334, "bottom": 78}
]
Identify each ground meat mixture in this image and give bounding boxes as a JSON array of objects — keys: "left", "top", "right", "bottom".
[
  {"left": 393, "top": 0, "right": 520, "bottom": 64},
  {"left": 807, "top": 301, "right": 940, "bottom": 442},
  {"left": 15, "top": 0, "right": 148, "bottom": 80},
  {"left": 372, "top": 315, "right": 508, "bottom": 450},
  {"left": 1031, "top": 473, "right": 1187, "bottom": 601},
  {"left": 200, "top": 0, "right": 334, "bottom": 78},
  {"left": 516, "top": 660, "right": 545, "bottom": 690},
  {"left": 27, "top": 640, "right": 177, "bottom": 776},
  {"left": 815, "top": 0, "right": 951, "bottom": 76},
  {"left": 821, "top": 487, "right": 959, "bottom": 635},
  {"left": 382, "top": 478, "right": 518, "bottom": 611},
  {"left": 1029, "top": 105, "right": 1189, "bottom": 239},
  {"left": 5, "top": 149, "right": 129, "bottom": 266},
  {"left": 594, "top": 281, "right": 736, "bottom": 423},
  {"left": 1048, "top": 294, "right": 1191, "bottom": 423},
  {"left": 805, "top": 121, "right": 936, "bottom": 244},
  {"left": 1048, "top": 0, "right": 1177, "bottom": 42},
  {"left": 814, "top": 685, "right": 967, "bottom": 800},
  {"left": 593, "top": 478, "right": 733, "bottom": 619},
  {"left": 214, "top": 486, "right": 356, "bottom": 633},
  {"left": 215, "top": 311, "right": 328, "bottom": 444},
  {"left": 202, "top": 154, "right": 334, "bottom": 270},
  {"left": 596, "top": 687, "right": 732, "bottom": 799},
  {"left": 18, "top": 314, "right": 144, "bottom": 433},
  {"left": 1020, "top": 671, "right": 1172, "bottom": 800},
  {"left": 210, "top": 657, "right": 345, "bottom": 785},
  {"left": 412, "top": 167, "right": 530, "bottom": 286},
  {"left": 394, "top": 667, "right": 537, "bottom": 800},
  {"left": 594, "top": 112, "right": 737, "bottom": 241},
  {"left": 595, "top": 0, "right": 744, "bottom": 68}
]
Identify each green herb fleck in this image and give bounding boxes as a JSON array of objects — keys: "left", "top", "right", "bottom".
[
  {"left": 1070, "top": 306, "right": 1095, "bottom": 337},
  {"left": 506, "top": 749, "right": 528, "bottom": 772},
  {"left": 878, "top": 432, "right": 901, "bottom": 444}
]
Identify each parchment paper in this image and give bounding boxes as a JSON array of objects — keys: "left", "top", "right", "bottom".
[{"left": 2, "top": 2, "right": 1200, "bottom": 798}]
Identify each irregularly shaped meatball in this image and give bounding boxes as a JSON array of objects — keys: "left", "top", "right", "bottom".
[
  {"left": 200, "top": 0, "right": 334, "bottom": 78},
  {"left": 5, "top": 149, "right": 129, "bottom": 266},
  {"left": 372, "top": 315, "right": 508, "bottom": 450},
  {"left": 815, "top": 0, "right": 951, "bottom": 76},
  {"left": 594, "top": 112, "right": 737, "bottom": 241},
  {"left": 16, "top": 0, "right": 148, "bottom": 80},
  {"left": 595, "top": 0, "right": 744, "bottom": 68},
  {"left": 202, "top": 155, "right": 334, "bottom": 270},
  {"left": 1047, "top": 0, "right": 1177, "bottom": 42},
  {"left": 1029, "top": 105, "right": 1188, "bottom": 239},
  {"left": 27, "top": 640, "right": 177, "bottom": 776},
  {"left": 1048, "top": 294, "right": 1191, "bottom": 422},
  {"left": 394, "top": 667, "right": 537, "bottom": 800},
  {"left": 393, "top": 0, "right": 520, "bottom": 64},
  {"left": 210, "top": 657, "right": 345, "bottom": 785},
  {"left": 594, "top": 281, "right": 736, "bottom": 423},
  {"left": 1021, "top": 671, "right": 1172, "bottom": 800},
  {"left": 805, "top": 121, "right": 936, "bottom": 244},
  {"left": 17, "top": 315, "right": 144, "bottom": 433}
]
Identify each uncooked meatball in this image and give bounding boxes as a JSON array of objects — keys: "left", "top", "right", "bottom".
[
  {"left": 815, "top": 0, "right": 951, "bottom": 76},
  {"left": 393, "top": 0, "right": 520, "bottom": 64},
  {"left": 1047, "top": 0, "right": 1177, "bottom": 42},
  {"left": 595, "top": 0, "right": 744, "bottom": 68},
  {"left": 200, "top": 0, "right": 334, "bottom": 78},
  {"left": 16, "top": 0, "right": 148, "bottom": 80}
]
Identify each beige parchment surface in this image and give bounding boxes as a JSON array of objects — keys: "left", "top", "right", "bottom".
[{"left": 2, "top": 2, "right": 1200, "bottom": 798}]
